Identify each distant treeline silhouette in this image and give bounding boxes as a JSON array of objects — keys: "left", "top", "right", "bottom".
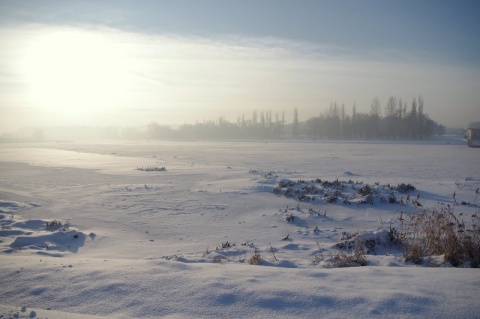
[
  {"left": 307, "top": 96, "right": 445, "bottom": 139},
  {"left": 149, "top": 109, "right": 289, "bottom": 139},
  {"left": 148, "top": 96, "right": 445, "bottom": 140}
]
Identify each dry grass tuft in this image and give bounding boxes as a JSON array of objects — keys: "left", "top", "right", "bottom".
[
  {"left": 248, "top": 251, "right": 262, "bottom": 265},
  {"left": 327, "top": 250, "right": 367, "bottom": 268},
  {"left": 398, "top": 207, "right": 480, "bottom": 267}
]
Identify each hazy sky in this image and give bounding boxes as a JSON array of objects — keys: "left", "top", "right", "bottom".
[{"left": 1, "top": 0, "right": 479, "bottom": 133}]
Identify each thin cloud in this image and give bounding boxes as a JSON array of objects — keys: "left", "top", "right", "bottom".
[{"left": 0, "top": 24, "right": 479, "bottom": 132}]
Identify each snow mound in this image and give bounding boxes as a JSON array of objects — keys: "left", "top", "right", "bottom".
[
  {"left": 0, "top": 200, "right": 40, "bottom": 214},
  {"left": 335, "top": 229, "right": 397, "bottom": 254},
  {"left": 1, "top": 210, "right": 90, "bottom": 256}
]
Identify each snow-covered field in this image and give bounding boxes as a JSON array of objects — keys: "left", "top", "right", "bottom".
[{"left": 1, "top": 138, "right": 479, "bottom": 318}]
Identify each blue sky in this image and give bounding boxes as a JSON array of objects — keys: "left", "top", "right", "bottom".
[
  {"left": 0, "top": 1, "right": 479, "bottom": 132},
  {"left": 2, "top": 0, "right": 478, "bottom": 64}
]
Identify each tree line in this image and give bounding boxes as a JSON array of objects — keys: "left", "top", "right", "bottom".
[
  {"left": 307, "top": 96, "right": 445, "bottom": 139},
  {"left": 147, "top": 96, "right": 445, "bottom": 140},
  {"left": 148, "top": 109, "right": 289, "bottom": 139}
]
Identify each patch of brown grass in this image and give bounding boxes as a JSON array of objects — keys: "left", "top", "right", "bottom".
[{"left": 399, "top": 207, "right": 480, "bottom": 267}]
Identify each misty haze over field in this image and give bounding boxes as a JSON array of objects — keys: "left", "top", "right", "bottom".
[{"left": 1, "top": 1, "right": 479, "bottom": 136}]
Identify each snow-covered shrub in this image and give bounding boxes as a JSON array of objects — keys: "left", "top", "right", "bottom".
[
  {"left": 45, "top": 220, "right": 62, "bottom": 228},
  {"left": 212, "top": 255, "right": 226, "bottom": 264},
  {"left": 272, "top": 178, "right": 416, "bottom": 206},
  {"left": 136, "top": 166, "right": 166, "bottom": 172},
  {"left": 358, "top": 185, "right": 375, "bottom": 197},
  {"left": 395, "top": 183, "right": 416, "bottom": 193}
]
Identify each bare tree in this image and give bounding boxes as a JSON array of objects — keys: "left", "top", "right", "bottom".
[
  {"left": 370, "top": 97, "right": 382, "bottom": 117},
  {"left": 340, "top": 103, "right": 346, "bottom": 138},
  {"left": 370, "top": 97, "right": 382, "bottom": 137},
  {"left": 292, "top": 107, "right": 299, "bottom": 137},
  {"left": 409, "top": 97, "right": 418, "bottom": 138},
  {"left": 384, "top": 96, "right": 397, "bottom": 117},
  {"left": 266, "top": 110, "right": 272, "bottom": 131}
]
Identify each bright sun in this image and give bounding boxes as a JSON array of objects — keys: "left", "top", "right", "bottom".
[{"left": 19, "top": 28, "right": 132, "bottom": 121}]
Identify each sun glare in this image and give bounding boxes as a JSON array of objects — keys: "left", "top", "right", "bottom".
[{"left": 19, "top": 27, "right": 132, "bottom": 121}]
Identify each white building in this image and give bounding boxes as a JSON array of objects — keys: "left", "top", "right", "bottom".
[{"left": 467, "top": 128, "right": 480, "bottom": 147}]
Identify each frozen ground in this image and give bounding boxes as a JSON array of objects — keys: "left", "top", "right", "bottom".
[{"left": 0, "top": 138, "right": 479, "bottom": 318}]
